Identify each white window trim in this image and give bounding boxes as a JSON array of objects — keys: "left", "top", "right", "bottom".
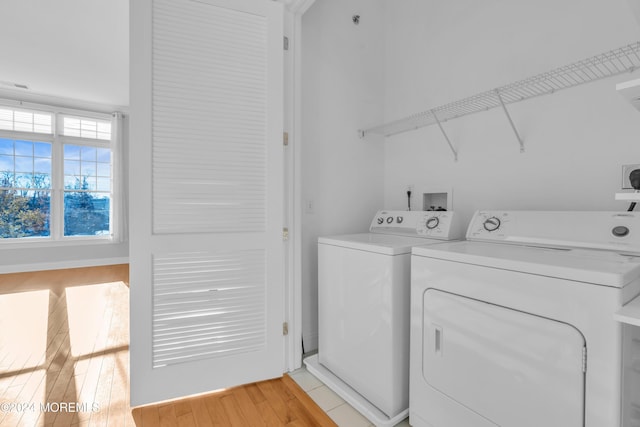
[{"left": 0, "top": 99, "right": 123, "bottom": 246}]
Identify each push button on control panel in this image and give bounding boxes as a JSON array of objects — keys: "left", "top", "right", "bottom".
[{"left": 612, "top": 226, "right": 630, "bottom": 237}]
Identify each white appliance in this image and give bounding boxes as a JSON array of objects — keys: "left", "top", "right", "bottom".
[
  {"left": 410, "top": 210, "right": 640, "bottom": 427},
  {"left": 305, "top": 210, "right": 463, "bottom": 427}
]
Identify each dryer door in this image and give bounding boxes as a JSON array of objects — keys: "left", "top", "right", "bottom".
[{"left": 423, "top": 289, "right": 585, "bottom": 427}]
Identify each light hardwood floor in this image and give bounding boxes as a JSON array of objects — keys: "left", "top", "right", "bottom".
[{"left": 0, "top": 265, "right": 336, "bottom": 427}]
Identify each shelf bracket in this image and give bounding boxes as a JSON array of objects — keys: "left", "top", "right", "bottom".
[
  {"left": 432, "top": 110, "right": 458, "bottom": 161},
  {"left": 495, "top": 90, "right": 525, "bottom": 153}
]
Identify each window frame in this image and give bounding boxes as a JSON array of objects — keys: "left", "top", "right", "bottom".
[{"left": 0, "top": 99, "right": 121, "bottom": 247}]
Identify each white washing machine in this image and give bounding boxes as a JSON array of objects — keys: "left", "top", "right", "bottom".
[
  {"left": 410, "top": 210, "right": 640, "bottom": 427},
  {"left": 305, "top": 210, "right": 463, "bottom": 427}
]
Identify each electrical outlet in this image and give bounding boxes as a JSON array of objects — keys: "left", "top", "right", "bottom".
[{"left": 622, "top": 164, "right": 640, "bottom": 189}]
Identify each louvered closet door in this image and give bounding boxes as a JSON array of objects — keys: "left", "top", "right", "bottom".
[{"left": 130, "top": 0, "right": 284, "bottom": 406}]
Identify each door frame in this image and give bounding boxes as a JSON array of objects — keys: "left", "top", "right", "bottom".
[{"left": 283, "top": 0, "right": 315, "bottom": 372}]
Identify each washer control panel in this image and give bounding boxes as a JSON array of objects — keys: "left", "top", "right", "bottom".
[{"left": 370, "top": 210, "right": 463, "bottom": 240}]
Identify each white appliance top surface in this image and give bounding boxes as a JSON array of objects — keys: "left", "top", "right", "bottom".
[
  {"left": 412, "top": 240, "right": 640, "bottom": 287},
  {"left": 319, "top": 233, "right": 450, "bottom": 256}
]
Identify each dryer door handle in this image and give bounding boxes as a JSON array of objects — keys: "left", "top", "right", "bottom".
[{"left": 434, "top": 324, "right": 443, "bottom": 356}]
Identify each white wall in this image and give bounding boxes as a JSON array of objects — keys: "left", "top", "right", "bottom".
[
  {"left": 301, "top": 0, "right": 385, "bottom": 351},
  {"left": 382, "top": 0, "right": 640, "bottom": 227}
]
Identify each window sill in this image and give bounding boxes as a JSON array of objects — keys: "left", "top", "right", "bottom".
[{"left": 0, "top": 236, "right": 123, "bottom": 250}]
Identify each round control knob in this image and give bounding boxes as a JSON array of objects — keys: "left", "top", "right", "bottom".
[
  {"left": 396, "top": 216, "right": 404, "bottom": 224},
  {"left": 377, "top": 217, "right": 384, "bottom": 225},
  {"left": 483, "top": 217, "right": 501, "bottom": 232},
  {"left": 386, "top": 217, "right": 393, "bottom": 224},
  {"left": 425, "top": 217, "right": 439, "bottom": 230},
  {"left": 612, "top": 226, "right": 630, "bottom": 237}
]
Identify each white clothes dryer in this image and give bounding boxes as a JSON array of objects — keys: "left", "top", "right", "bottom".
[
  {"left": 410, "top": 211, "right": 640, "bottom": 427},
  {"left": 305, "top": 210, "right": 463, "bottom": 427}
]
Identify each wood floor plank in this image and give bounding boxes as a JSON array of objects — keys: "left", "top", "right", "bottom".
[
  {"left": 220, "top": 394, "right": 250, "bottom": 427},
  {"left": 285, "top": 398, "right": 321, "bottom": 427},
  {"left": 204, "top": 392, "right": 232, "bottom": 427},
  {"left": 158, "top": 404, "right": 178, "bottom": 427},
  {"left": 244, "top": 382, "right": 266, "bottom": 405},
  {"left": 141, "top": 405, "right": 161, "bottom": 427},
  {"left": 255, "top": 400, "right": 285, "bottom": 427},
  {"left": 173, "top": 399, "right": 194, "bottom": 419},
  {"left": 232, "top": 386, "right": 266, "bottom": 427},
  {"left": 0, "top": 265, "right": 343, "bottom": 427},
  {"left": 188, "top": 397, "right": 214, "bottom": 427},
  {"left": 131, "top": 407, "right": 144, "bottom": 427},
  {"left": 176, "top": 412, "right": 198, "bottom": 427},
  {"left": 256, "top": 378, "right": 294, "bottom": 424}
]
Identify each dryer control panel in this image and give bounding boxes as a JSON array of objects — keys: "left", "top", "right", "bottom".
[
  {"left": 467, "top": 210, "right": 640, "bottom": 253},
  {"left": 370, "top": 210, "right": 464, "bottom": 240}
]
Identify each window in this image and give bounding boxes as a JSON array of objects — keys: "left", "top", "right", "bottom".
[
  {"left": 63, "top": 144, "right": 111, "bottom": 236},
  {"left": 0, "top": 102, "right": 119, "bottom": 243},
  {"left": 0, "top": 139, "right": 52, "bottom": 238}
]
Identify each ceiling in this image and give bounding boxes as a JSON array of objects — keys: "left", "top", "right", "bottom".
[
  {"left": 3, "top": 0, "right": 639, "bottom": 113},
  {"left": 0, "top": 0, "right": 129, "bottom": 110},
  {"left": 0, "top": 0, "right": 319, "bottom": 112}
]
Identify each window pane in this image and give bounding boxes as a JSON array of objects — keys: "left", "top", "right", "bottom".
[
  {"left": 97, "top": 123, "right": 111, "bottom": 140},
  {"left": 64, "top": 160, "right": 80, "bottom": 176},
  {"left": 64, "top": 175, "right": 78, "bottom": 189},
  {"left": 33, "top": 174, "right": 50, "bottom": 188},
  {"left": 34, "top": 114, "right": 51, "bottom": 127},
  {"left": 63, "top": 118, "right": 81, "bottom": 137},
  {"left": 82, "top": 177, "right": 97, "bottom": 191},
  {"left": 97, "top": 177, "right": 111, "bottom": 192},
  {"left": 81, "top": 163, "right": 96, "bottom": 178},
  {"left": 0, "top": 139, "right": 12, "bottom": 155},
  {"left": 0, "top": 108, "right": 52, "bottom": 134},
  {"left": 0, "top": 109, "right": 12, "bottom": 131},
  {"left": 97, "top": 163, "right": 110, "bottom": 177},
  {"left": 64, "top": 145, "right": 80, "bottom": 160},
  {"left": 34, "top": 142, "right": 51, "bottom": 157},
  {"left": 14, "top": 141, "right": 33, "bottom": 156},
  {"left": 64, "top": 192, "right": 110, "bottom": 236},
  {"left": 65, "top": 175, "right": 91, "bottom": 190},
  {"left": 0, "top": 155, "right": 13, "bottom": 172},
  {"left": 63, "top": 117, "right": 111, "bottom": 141},
  {"left": 0, "top": 189, "right": 50, "bottom": 238},
  {"left": 0, "top": 140, "right": 51, "bottom": 191},
  {"left": 16, "top": 174, "right": 33, "bottom": 188},
  {"left": 81, "top": 146, "right": 96, "bottom": 162},
  {"left": 34, "top": 158, "right": 51, "bottom": 174},
  {"left": 14, "top": 157, "right": 32, "bottom": 173},
  {"left": 96, "top": 148, "right": 110, "bottom": 163},
  {"left": 0, "top": 172, "right": 14, "bottom": 188}
]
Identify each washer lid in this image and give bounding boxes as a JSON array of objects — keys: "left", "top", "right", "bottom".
[
  {"left": 319, "top": 233, "right": 449, "bottom": 256},
  {"left": 412, "top": 241, "right": 640, "bottom": 287}
]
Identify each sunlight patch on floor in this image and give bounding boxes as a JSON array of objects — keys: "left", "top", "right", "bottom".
[{"left": 0, "top": 290, "right": 49, "bottom": 369}]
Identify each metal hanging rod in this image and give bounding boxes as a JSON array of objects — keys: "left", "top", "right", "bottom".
[{"left": 360, "top": 41, "right": 640, "bottom": 145}]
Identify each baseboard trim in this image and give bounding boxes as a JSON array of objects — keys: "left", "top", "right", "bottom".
[{"left": 0, "top": 257, "right": 130, "bottom": 274}]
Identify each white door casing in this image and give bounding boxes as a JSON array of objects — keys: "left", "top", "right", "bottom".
[{"left": 130, "top": 0, "right": 284, "bottom": 406}]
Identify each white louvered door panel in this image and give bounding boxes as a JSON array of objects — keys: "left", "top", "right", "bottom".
[{"left": 130, "top": 0, "right": 284, "bottom": 407}]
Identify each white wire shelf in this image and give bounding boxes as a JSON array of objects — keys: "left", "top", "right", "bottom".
[{"left": 361, "top": 41, "right": 640, "bottom": 159}]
